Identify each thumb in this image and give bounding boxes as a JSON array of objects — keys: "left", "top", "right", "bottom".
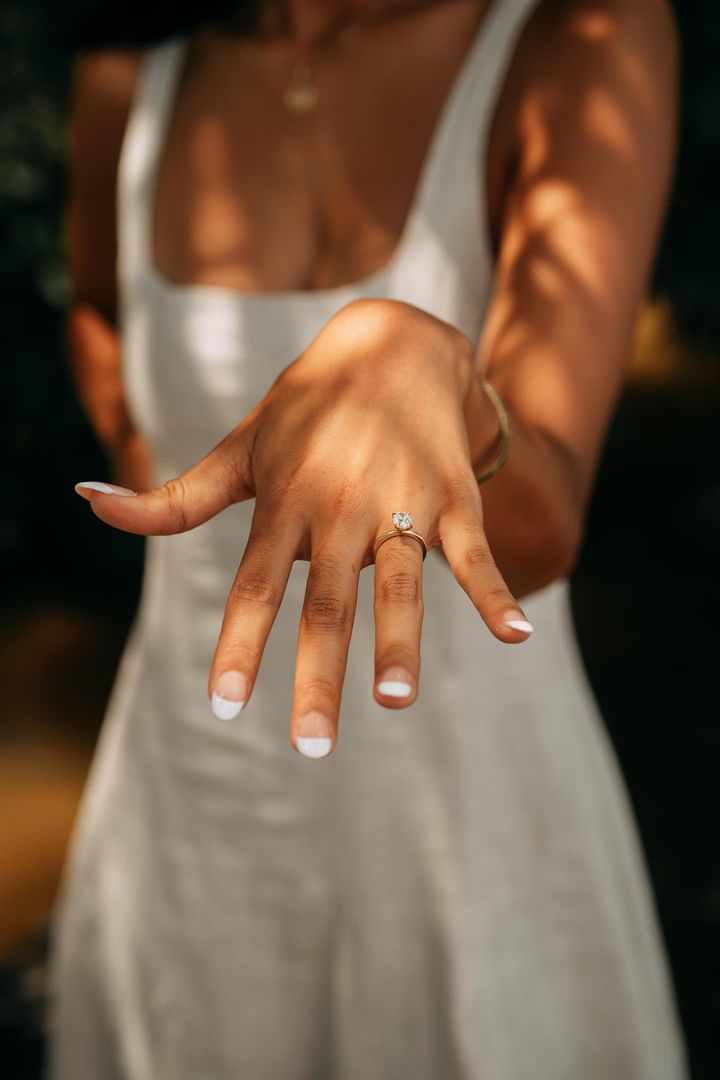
[{"left": 74, "top": 429, "right": 254, "bottom": 536}]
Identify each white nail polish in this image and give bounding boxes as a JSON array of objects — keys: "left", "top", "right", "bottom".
[
  {"left": 377, "top": 680, "right": 412, "bottom": 698},
  {"left": 75, "top": 481, "right": 137, "bottom": 496},
  {"left": 211, "top": 692, "right": 245, "bottom": 721},
  {"left": 296, "top": 736, "right": 333, "bottom": 759},
  {"left": 211, "top": 671, "right": 247, "bottom": 720},
  {"left": 505, "top": 618, "right": 534, "bottom": 634}
]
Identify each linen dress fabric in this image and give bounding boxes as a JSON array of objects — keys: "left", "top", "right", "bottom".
[{"left": 48, "top": 2, "right": 689, "bottom": 1077}]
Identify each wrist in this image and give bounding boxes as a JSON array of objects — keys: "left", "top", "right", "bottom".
[{"left": 463, "top": 368, "right": 505, "bottom": 479}]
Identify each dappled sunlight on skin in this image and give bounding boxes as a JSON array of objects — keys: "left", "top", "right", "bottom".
[
  {"left": 582, "top": 83, "right": 638, "bottom": 159},
  {"left": 571, "top": 7, "right": 616, "bottom": 42},
  {"left": 157, "top": 100, "right": 317, "bottom": 291},
  {"left": 239, "top": 301, "right": 473, "bottom": 565},
  {"left": 478, "top": 1, "right": 675, "bottom": 530},
  {"left": 177, "top": 114, "right": 255, "bottom": 278},
  {"left": 306, "top": 296, "right": 463, "bottom": 358},
  {"left": 80, "top": 299, "right": 528, "bottom": 655},
  {"left": 75, "top": 296, "right": 534, "bottom": 747},
  {"left": 509, "top": 183, "right": 625, "bottom": 302},
  {"left": 72, "top": 0, "right": 678, "bottom": 759},
  {"left": 82, "top": 284, "right": 569, "bottom": 609},
  {"left": 152, "top": 3, "right": 497, "bottom": 295}
]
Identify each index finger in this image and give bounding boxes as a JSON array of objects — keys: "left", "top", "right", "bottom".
[{"left": 208, "top": 506, "right": 303, "bottom": 719}]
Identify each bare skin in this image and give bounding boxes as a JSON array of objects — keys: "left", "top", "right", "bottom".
[{"left": 69, "top": 0, "right": 678, "bottom": 755}]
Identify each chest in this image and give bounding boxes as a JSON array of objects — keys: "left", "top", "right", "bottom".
[{"left": 152, "top": 1, "right": 494, "bottom": 294}]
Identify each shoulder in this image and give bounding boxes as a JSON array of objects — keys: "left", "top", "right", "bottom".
[
  {"left": 519, "top": 0, "right": 677, "bottom": 48},
  {"left": 510, "top": 0, "right": 678, "bottom": 97},
  {"left": 69, "top": 49, "right": 143, "bottom": 185},
  {"left": 506, "top": 0, "right": 680, "bottom": 164},
  {"left": 486, "top": 0, "right": 678, "bottom": 241},
  {"left": 72, "top": 47, "right": 143, "bottom": 95}
]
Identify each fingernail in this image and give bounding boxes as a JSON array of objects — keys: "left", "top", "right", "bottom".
[
  {"left": 75, "top": 481, "right": 137, "bottom": 498},
  {"left": 211, "top": 670, "right": 247, "bottom": 720},
  {"left": 296, "top": 713, "right": 334, "bottom": 758},
  {"left": 377, "top": 667, "right": 413, "bottom": 698},
  {"left": 504, "top": 614, "right": 534, "bottom": 634}
]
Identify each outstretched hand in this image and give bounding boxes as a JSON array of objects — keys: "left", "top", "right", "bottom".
[{"left": 76, "top": 299, "right": 533, "bottom": 758}]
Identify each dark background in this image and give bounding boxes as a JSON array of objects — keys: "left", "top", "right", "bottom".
[{"left": 1, "top": 1, "right": 718, "bottom": 1077}]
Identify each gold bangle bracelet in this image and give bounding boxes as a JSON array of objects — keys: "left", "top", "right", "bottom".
[{"left": 473, "top": 377, "right": 512, "bottom": 485}]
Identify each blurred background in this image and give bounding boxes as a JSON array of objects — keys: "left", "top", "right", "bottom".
[{"left": 1, "top": 0, "right": 718, "bottom": 1077}]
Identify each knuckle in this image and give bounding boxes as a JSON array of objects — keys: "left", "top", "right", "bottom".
[
  {"left": 303, "top": 593, "right": 350, "bottom": 632},
  {"left": 380, "top": 570, "right": 420, "bottom": 605},
  {"left": 232, "top": 571, "right": 278, "bottom": 608},
  {"left": 479, "top": 585, "right": 513, "bottom": 608},
  {"left": 377, "top": 644, "right": 418, "bottom": 672},
  {"left": 298, "top": 673, "right": 340, "bottom": 706},
  {"left": 334, "top": 297, "right": 388, "bottom": 328},
  {"left": 161, "top": 476, "right": 189, "bottom": 531},
  {"left": 216, "top": 638, "right": 262, "bottom": 669},
  {"left": 463, "top": 542, "right": 494, "bottom": 571},
  {"left": 315, "top": 298, "right": 399, "bottom": 354}
]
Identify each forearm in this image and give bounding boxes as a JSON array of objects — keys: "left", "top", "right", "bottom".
[
  {"left": 67, "top": 302, "right": 125, "bottom": 441},
  {"left": 66, "top": 301, "right": 151, "bottom": 490},
  {"left": 464, "top": 369, "right": 583, "bottom": 599},
  {"left": 460, "top": 0, "right": 678, "bottom": 600}
]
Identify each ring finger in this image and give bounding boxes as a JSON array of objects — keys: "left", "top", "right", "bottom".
[{"left": 373, "top": 519, "right": 426, "bottom": 707}]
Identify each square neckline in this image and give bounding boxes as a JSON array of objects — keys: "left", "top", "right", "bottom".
[{"left": 141, "top": 4, "right": 500, "bottom": 307}]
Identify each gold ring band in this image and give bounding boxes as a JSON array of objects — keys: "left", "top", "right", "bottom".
[{"left": 373, "top": 528, "right": 428, "bottom": 561}]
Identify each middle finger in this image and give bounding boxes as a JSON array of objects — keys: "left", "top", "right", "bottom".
[{"left": 291, "top": 530, "right": 367, "bottom": 759}]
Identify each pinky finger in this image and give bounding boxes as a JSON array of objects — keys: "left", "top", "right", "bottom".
[{"left": 439, "top": 504, "right": 534, "bottom": 644}]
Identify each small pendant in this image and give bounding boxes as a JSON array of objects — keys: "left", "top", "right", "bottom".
[
  {"left": 283, "top": 82, "right": 319, "bottom": 113},
  {"left": 283, "top": 62, "right": 318, "bottom": 114}
]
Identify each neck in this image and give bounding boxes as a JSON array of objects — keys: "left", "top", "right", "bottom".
[{"left": 256, "top": 0, "right": 434, "bottom": 46}]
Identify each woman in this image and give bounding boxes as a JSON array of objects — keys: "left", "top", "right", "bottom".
[{"left": 50, "top": 0, "right": 687, "bottom": 1076}]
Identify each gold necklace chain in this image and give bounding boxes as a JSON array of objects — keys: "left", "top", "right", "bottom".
[
  {"left": 235, "top": 18, "right": 361, "bottom": 113},
  {"left": 235, "top": 0, "right": 444, "bottom": 114}
]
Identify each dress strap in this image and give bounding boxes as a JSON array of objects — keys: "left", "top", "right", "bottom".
[
  {"left": 411, "top": 0, "right": 543, "bottom": 245},
  {"left": 116, "top": 38, "right": 186, "bottom": 297}
]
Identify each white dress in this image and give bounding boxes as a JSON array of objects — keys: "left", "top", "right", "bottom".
[{"left": 47, "top": 2, "right": 689, "bottom": 1077}]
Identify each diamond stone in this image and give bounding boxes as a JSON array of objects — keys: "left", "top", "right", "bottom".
[{"left": 392, "top": 512, "right": 413, "bottom": 531}]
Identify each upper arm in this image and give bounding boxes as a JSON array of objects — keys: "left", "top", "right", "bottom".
[
  {"left": 482, "top": 0, "right": 678, "bottom": 512},
  {"left": 66, "top": 49, "right": 141, "bottom": 323}
]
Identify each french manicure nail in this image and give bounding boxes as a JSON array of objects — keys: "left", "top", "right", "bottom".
[
  {"left": 505, "top": 616, "right": 534, "bottom": 634},
  {"left": 75, "top": 481, "right": 137, "bottom": 498},
  {"left": 377, "top": 667, "right": 413, "bottom": 698},
  {"left": 296, "top": 713, "right": 334, "bottom": 758},
  {"left": 211, "top": 670, "right": 247, "bottom": 720},
  {"left": 297, "top": 736, "right": 333, "bottom": 758}
]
